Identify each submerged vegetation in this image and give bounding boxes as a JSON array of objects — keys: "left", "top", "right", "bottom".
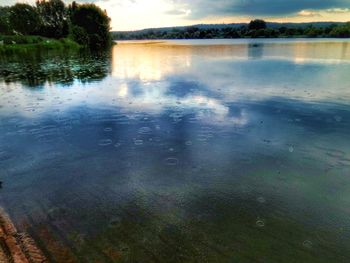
[
  {"left": 113, "top": 20, "right": 350, "bottom": 40},
  {"left": 0, "top": 47, "right": 110, "bottom": 87},
  {"left": 0, "top": 0, "right": 111, "bottom": 51}
]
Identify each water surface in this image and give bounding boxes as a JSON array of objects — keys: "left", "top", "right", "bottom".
[{"left": 1, "top": 39, "right": 350, "bottom": 262}]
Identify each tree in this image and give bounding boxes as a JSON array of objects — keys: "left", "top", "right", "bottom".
[
  {"left": 330, "top": 22, "right": 350, "bottom": 38},
  {"left": 9, "top": 4, "right": 40, "bottom": 35},
  {"left": 70, "top": 25, "right": 89, "bottom": 45},
  {"left": 0, "top": 7, "right": 11, "bottom": 34},
  {"left": 249, "top": 19, "right": 267, "bottom": 30},
  {"left": 70, "top": 3, "right": 111, "bottom": 49},
  {"left": 285, "top": 28, "right": 298, "bottom": 36},
  {"left": 36, "top": 0, "right": 69, "bottom": 38},
  {"left": 306, "top": 26, "right": 322, "bottom": 37},
  {"left": 324, "top": 24, "right": 337, "bottom": 34}
]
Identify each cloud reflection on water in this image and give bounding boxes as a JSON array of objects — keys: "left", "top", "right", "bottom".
[{"left": 1, "top": 39, "right": 350, "bottom": 122}]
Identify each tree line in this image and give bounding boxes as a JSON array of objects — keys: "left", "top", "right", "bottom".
[
  {"left": 114, "top": 19, "right": 350, "bottom": 40},
  {"left": 0, "top": 0, "right": 111, "bottom": 49}
]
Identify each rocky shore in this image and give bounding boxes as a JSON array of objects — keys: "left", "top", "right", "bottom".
[{"left": 0, "top": 207, "right": 47, "bottom": 263}]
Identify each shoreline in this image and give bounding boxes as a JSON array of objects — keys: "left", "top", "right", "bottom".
[{"left": 114, "top": 36, "right": 350, "bottom": 41}]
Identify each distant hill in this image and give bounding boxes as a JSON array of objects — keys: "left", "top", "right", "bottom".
[
  {"left": 112, "top": 22, "right": 345, "bottom": 34},
  {"left": 112, "top": 21, "right": 350, "bottom": 40}
]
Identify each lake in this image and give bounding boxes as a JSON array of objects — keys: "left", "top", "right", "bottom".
[{"left": 1, "top": 39, "right": 350, "bottom": 262}]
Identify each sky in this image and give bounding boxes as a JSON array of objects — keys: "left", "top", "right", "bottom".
[{"left": 1, "top": 0, "right": 350, "bottom": 30}]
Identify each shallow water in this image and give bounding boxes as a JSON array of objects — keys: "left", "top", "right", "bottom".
[{"left": 1, "top": 39, "right": 350, "bottom": 262}]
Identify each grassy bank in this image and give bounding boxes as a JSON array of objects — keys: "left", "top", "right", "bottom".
[{"left": 0, "top": 35, "right": 81, "bottom": 53}]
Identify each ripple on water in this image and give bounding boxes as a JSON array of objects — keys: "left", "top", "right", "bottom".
[
  {"left": 197, "top": 134, "right": 209, "bottom": 142},
  {"left": 134, "top": 139, "right": 144, "bottom": 146},
  {"left": 164, "top": 157, "right": 179, "bottom": 166},
  {"left": 169, "top": 112, "right": 184, "bottom": 119},
  {"left": 0, "top": 151, "right": 12, "bottom": 162},
  {"left": 334, "top": 115, "right": 342, "bottom": 122},
  {"left": 153, "top": 137, "right": 162, "bottom": 142},
  {"left": 98, "top": 139, "right": 113, "bottom": 146},
  {"left": 185, "top": 141, "right": 193, "bottom": 146},
  {"left": 138, "top": 127, "right": 152, "bottom": 135},
  {"left": 109, "top": 216, "right": 122, "bottom": 226},
  {"left": 169, "top": 112, "right": 184, "bottom": 122},
  {"left": 302, "top": 240, "right": 313, "bottom": 249},
  {"left": 256, "top": 219, "right": 265, "bottom": 227},
  {"left": 257, "top": 197, "right": 266, "bottom": 203},
  {"left": 104, "top": 128, "right": 113, "bottom": 132},
  {"left": 188, "top": 116, "right": 200, "bottom": 123}
]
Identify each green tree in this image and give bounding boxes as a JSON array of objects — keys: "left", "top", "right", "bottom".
[
  {"left": 70, "top": 25, "right": 89, "bottom": 45},
  {"left": 70, "top": 2, "right": 111, "bottom": 49},
  {"left": 330, "top": 23, "right": 350, "bottom": 38},
  {"left": 286, "top": 28, "right": 297, "bottom": 36},
  {"left": 36, "top": 0, "right": 69, "bottom": 38},
  {"left": 0, "top": 7, "right": 11, "bottom": 34},
  {"left": 324, "top": 24, "right": 337, "bottom": 34},
  {"left": 9, "top": 3, "right": 40, "bottom": 35},
  {"left": 249, "top": 19, "right": 267, "bottom": 30},
  {"left": 306, "top": 26, "right": 322, "bottom": 37}
]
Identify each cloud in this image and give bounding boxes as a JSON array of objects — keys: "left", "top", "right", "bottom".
[
  {"left": 324, "top": 8, "right": 350, "bottom": 13},
  {"left": 298, "top": 10, "right": 322, "bottom": 17},
  {"left": 172, "top": 0, "right": 350, "bottom": 19},
  {"left": 165, "top": 9, "right": 191, "bottom": 16},
  {"left": 297, "top": 7, "right": 350, "bottom": 18}
]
